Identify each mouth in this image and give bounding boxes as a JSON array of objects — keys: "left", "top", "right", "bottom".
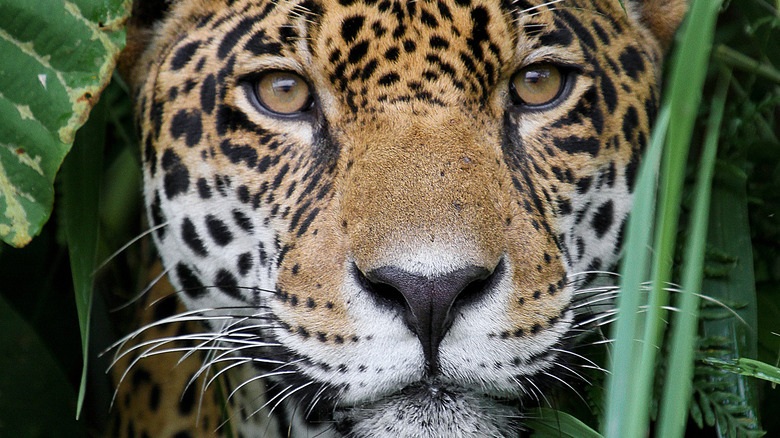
[{"left": 332, "top": 380, "right": 521, "bottom": 438}]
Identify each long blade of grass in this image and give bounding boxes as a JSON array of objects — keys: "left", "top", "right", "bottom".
[
  {"left": 60, "top": 96, "right": 105, "bottom": 418},
  {"left": 656, "top": 67, "right": 731, "bottom": 438},
  {"left": 602, "top": 105, "right": 668, "bottom": 438},
  {"left": 623, "top": 1, "right": 723, "bottom": 435},
  {"left": 604, "top": 1, "right": 723, "bottom": 435}
]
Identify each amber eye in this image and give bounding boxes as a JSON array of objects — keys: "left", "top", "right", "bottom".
[
  {"left": 509, "top": 64, "right": 564, "bottom": 107},
  {"left": 255, "top": 71, "right": 312, "bottom": 115}
]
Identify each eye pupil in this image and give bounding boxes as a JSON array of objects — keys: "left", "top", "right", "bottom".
[{"left": 255, "top": 71, "right": 312, "bottom": 115}]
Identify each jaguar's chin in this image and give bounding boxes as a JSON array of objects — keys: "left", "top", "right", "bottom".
[{"left": 333, "top": 382, "right": 521, "bottom": 438}]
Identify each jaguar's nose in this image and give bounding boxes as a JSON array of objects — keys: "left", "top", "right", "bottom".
[{"left": 356, "top": 261, "right": 503, "bottom": 374}]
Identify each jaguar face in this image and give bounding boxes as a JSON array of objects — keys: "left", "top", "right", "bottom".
[{"left": 125, "top": 0, "right": 686, "bottom": 435}]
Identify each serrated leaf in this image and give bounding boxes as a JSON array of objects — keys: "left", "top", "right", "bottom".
[{"left": 0, "top": 0, "right": 130, "bottom": 247}]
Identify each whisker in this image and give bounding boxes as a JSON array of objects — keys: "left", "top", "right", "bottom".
[{"left": 93, "top": 222, "right": 169, "bottom": 274}]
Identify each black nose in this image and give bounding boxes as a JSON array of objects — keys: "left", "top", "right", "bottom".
[{"left": 357, "top": 261, "right": 502, "bottom": 374}]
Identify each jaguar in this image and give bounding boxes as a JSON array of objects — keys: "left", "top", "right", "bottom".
[{"left": 111, "top": 0, "right": 687, "bottom": 436}]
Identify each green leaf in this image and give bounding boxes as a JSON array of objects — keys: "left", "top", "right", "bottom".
[
  {"left": 60, "top": 94, "right": 106, "bottom": 418},
  {"left": 528, "top": 408, "right": 604, "bottom": 438},
  {"left": 656, "top": 67, "right": 731, "bottom": 438},
  {"left": 0, "top": 0, "right": 130, "bottom": 247},
  {"left": 704, "top": 358, "right": 780, "bottom": 385}
]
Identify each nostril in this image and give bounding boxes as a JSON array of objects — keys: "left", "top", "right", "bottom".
[
  {"left": 354, "top": 267, "right": 416, "bottom": 329},
  {"left": 453, "top": 259, "right": 505, "bottom": 309},
  {"left": 354, "top": 259, "right": 504, "bottom": 374}
]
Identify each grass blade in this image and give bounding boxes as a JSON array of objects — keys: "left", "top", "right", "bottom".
[
  {"left": 602, "top": 105, "right": 668, "bottom": 438},
  {"left": 604, "top": 0, "right": 723, "bottom": 435},
  {"left": 656, "top": 67, "right": 731, "bottom": 438},
  {"left": 60, "top": 96, "right": 105, "bottom": 418}
]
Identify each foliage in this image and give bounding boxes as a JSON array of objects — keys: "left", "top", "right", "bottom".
[{"left": 0, "top": 0, "right": 777, "bottom": 437}]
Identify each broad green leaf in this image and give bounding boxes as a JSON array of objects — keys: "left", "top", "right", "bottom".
[{"left": 0, "top": 0, "right": 130, "bottom": 247}]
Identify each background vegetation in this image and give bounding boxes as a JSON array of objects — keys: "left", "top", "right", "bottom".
[{"left": 0, "top": 0, "right": 778, "bottom": 436}]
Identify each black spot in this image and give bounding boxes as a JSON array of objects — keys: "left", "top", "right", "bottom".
[
  {"left": 236, "top": 185, "right": 249, "bottom": 203},
  {"left": 144, "top": 136, "right": 157, "bottom": 176},
  {"left": 215, "top": 269, "right": 241, "bottom": 299},
  {"left": 150, "top": 191, "right": 166, "bottom": 238},
  {"left": 176, "top": 263, "right": 205, "bottom": 299},
  {"left": 149, "top": 99, "right": 164, "bottom": 138},
  {"left": 245, "top": 29, "right": 282, "bottom": 56},
  {"left": 385, "top": 46, "right": 400, "bottom": 61},
  {"left": 622, "top": 106, "right": 639, "bottom": 143},
  {"left": 341, "top": 16, "right": 365, "bottom": 43},
  {"left": 429, "top": 36, "right": 449, "bottom": 49},
  {"left": 557, "top": 9, "right": 596, "bottom": 50},
  {"left": 170, "top": 109, "right": 203, "bottom": 147},
  {"left": 403, "top": 39, "right": 416, "bottom": 52},
  {"left": 576, "top": 176, "right": 592, "bottom": 194},
  {"left": 619, "top": 46, "right": 645, "bottom": 80},
  {"left": 161, "top": 149, "right": 190, "bottom": 198},
  {"left": 378, "top": 72, "right": 400, "bottom": 86},
  {"left": 197, "top": 178, "right": 212, "bottom": 199},
  {"left": 171, "top": 41, "right": 201, "bottom": 70},
  {"left": 361, "top": 59, "right": 378, "bottom": 79},
  {"left": 296, "top": 207, "right": 320, "bottom": 236},
  {"left": 205, "top": 215, "right": 233, "bottom": 246},
  {"left": 179, "top": 381, "right": 196, "bottom": 415},
  {"left": 348, "top": 40, "right": 370, "bottom": 64},
  {"left": 604, "top": 161, "right": 617, "bottom": 187},
  {"left": 538, "top": 28, "right": 573, "bottom": 47},
  {"left": 218, "top": 16, "right": 255, "bottom": 59},
  {"left": 149, "top": 384, "right": 161, "bottom": 410},
  {"left": 531, "top": 323, "right": 542, "bottom": 334},
  {"left": 437, "top": 1, "right": 452, "bottom": 19},
  {"left": 420, "top": 9, "right": 438, "bottom": 27},
  {"left": 200, "top": 74, "right": 217, "bottom": 114},
  {"left": 233, "top": 210, "right": 253, "bottom": 232},
  {"left": 238, "top": 252, "right": 253, "bottom": 276},
  {"left": 553, "top": 136, "right": 600, "bottom": 156},
  {"left": 601, "top": 73, "right": 617, "bottom": 112},
  {"left": 557, "top": 197, "right": 572, "bottom": 215},
  {"left": 216, "top": 104, "right": 260, "bottom": 136},
  {"left": 626, "top": 150, "right": 641, "bottom": 193},
  {"left": 220, "top": 139, "right": 258, "bottom": 168},
  {"left": 591, "top": 200, "right": 614, "bottom": 238},
  {"left": 592, "top": 20, "right": 610, "bottom": 44},
  {"left": 181, "top": 217, "right": 208, "bottom": 256}
]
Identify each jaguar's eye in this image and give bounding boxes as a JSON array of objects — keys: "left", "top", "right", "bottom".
[
  {"left": 255, "top": 71, "right": 312, "bottom": 115},
  {"left": 509, "top": 64, "right": 564, "bottom": 107}
]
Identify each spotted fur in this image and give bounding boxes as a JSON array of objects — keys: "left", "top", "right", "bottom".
[{"left": 114, "top": 0, "right": 686, "bottom": 436}]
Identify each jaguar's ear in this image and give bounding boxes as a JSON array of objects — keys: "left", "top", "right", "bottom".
[
  {"left": 117, "top": 0, "right": 172, "bottom": 89},
  {"left": 632, "top": 0, "right": 688, "bottom": 50}
]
